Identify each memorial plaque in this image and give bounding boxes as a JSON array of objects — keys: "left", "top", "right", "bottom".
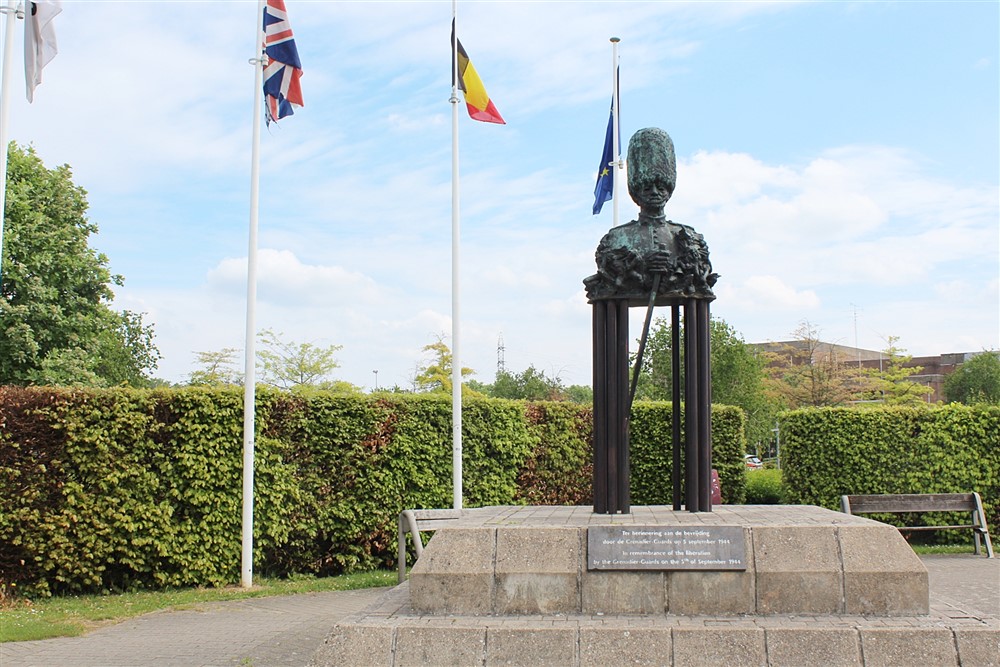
[{"left": 588, "top": 526, "right": 746, "bottom": 570}]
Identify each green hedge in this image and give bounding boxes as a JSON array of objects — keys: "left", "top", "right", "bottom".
[
  {"left": 630, "top": 401, "right": 747, "bottom": 506},
  {"left": 0, "top": 387, "right": 746, "bottom": 595},
  {"left": 745, "top": 469, "right": 785, "bottom": 504},
  {"left": 780, "top": 404, "right": 1000, "bottom": 536}
]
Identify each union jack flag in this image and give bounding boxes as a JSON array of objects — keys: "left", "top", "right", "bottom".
[{"left": 262, "top": 0, "right": 303, "bottom": 124}]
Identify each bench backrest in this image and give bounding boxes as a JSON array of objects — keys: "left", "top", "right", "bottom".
[{"left": 842, "top": 493, "right": 977, "bottom": 514}]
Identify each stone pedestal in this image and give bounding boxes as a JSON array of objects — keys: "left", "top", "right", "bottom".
[
  {"left": 312, "top": 506, "right": 998, "bottom": 667},
  {"left": 406, "top": 505, "right": 927, "bottom": 617}
]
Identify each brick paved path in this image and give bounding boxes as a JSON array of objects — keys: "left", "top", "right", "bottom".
[
  {"left": 1, "top": 555, "right": 996, "bottom": 667},
  {"left": 0, "top": 588, "right": 386, "bottom": 667}
]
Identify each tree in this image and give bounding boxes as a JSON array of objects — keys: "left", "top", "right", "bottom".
[
  {"left": 864, "top": 336, "right": 933, "bottom": 406},
  {"left": 944, "top": 351, "right": 1000, "bottom": 405},
  {"left": 256, "top": 329, "right": 348, "bottom": 391},
  {"left": 188, "top": 348, "right": 243, "bottom": 386},
  {"left": 763, "top": 320, "right": 869, "bottom": 409},
  {"left": 491, "top": 365, "right": 565, "bottom": 401},
  {"left": 470, "top": 365, "right": 593, "bottom": 403},
  {"left": 634, "top": 315, "right": 778, "bottom": 447},
  {"left": 564, "top": 384, "right": 594, "bottom": 404},
  {"left": 0, "top": 143, "right": 160, "bottom": 387},
  {"left": 93, "top": 310, "right": 161, "bottom": 387},
  {"left": 190, "top": 331, "right": 353, "bottom": 391},
  {"left": 413, "top": 335, "right": 476, "bottom": 394}
]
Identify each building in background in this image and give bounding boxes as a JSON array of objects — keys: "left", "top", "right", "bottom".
[{"left": 751, "top": 341, "right": 984, "bottom": 404}]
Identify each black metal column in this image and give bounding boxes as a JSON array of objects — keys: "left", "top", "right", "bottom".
[
  {"left": 671, "top": 304, "right": 682, "bottom": 511},
  {"left": 677, "top": 298, "right": 713, "bottom": 512},
  {"left": 697, "top": 299, "right": 713, "bottom": 511},
  {"left": 683, "top": 300, "right": 700, "bottom": 511},
  {"left": 592, "top": 299, "right": 630, "bottom": 514}
]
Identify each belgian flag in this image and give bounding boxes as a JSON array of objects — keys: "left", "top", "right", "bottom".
[{"left": 451, "top": 23, "right": 505, "bottom": 125}]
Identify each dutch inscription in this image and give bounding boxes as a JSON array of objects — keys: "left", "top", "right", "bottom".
[{"left": 588, "top": 525, "right": 746, "bottom": 571}]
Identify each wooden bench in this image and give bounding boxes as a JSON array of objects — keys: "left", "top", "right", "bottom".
[
  {"left": 397, "top": 508, "right": 462, "bottom": 582},
  {"left": 840, "top": 492, "right": 993, "bottom": 558}
]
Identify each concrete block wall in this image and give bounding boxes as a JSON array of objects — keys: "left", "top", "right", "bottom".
[{"left": 408, "top": 508, "right": 928, "bottom": 617}]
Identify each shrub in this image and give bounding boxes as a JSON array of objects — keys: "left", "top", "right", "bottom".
[
  {"left": 744, "top": 469, "right": 784, "bottom": 504},
  {"left": 780, "top": 404, "right": 1000, "bottom": 539},
  {"left": 0, "top": 387, "right": 748, "bottom": 595}
]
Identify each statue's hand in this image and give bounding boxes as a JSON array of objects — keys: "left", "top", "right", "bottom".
[{"left": 646, "top": 250, "right": 672, "bottom": 273}]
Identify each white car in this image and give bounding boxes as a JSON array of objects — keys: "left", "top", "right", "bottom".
[{"left": 744, "top": 454, "right": 763, "bottom": 469}]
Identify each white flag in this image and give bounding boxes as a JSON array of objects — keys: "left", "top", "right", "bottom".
[{"left": 24, "top": 0, "right": 62, "bottom": 102}]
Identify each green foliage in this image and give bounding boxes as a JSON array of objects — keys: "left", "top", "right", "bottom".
[
  {"left": 764, "top": 320, "right": 870, "bottom": 408},
  {"left": 257, "top": 329, "right": 346, "bottom": 391},
  {"left": 780, "top": 404, "right": 1000, "bottom": 538},
  {"left": 472, "top": 365, "right": 594, "bottom": 404},
  {"left": 0, "top": 388, "right": 748, "bottom": 595},
  {"left": 1, "top": 570, "right": 396, "bottom": 642},
  {"left": 944, "top": 351, "right": 1000, "bottom": 405},
  {"left": 188, "top": 348, "right": 242, "bottom": 386},
  {"left": 635, "top": 315, "right": 778, "bottom": 449},
  {"left": 412, "top": 336, "right": 475, "bottom": 394},
  {"left": 745, "top": 469, "right": 785, "bottom": 504},
  {"left": 256, "top": 392, "right": 401, "bottom": 575},
  {"left": 93, "top": 311, "right": 161, "bottom": 387},
  {"left": 863, "top": 336, "right": 933, "bottom": 405},
  {"left": 516, "top": 402, "right": 593, "bottom": 505},
  {"left": 630, "top": 403, "right": 747, "bottom": 505},
  {"left": 491, "top": 366, "right": 562, "bottom": 400},
  {"left": 0, "top": 143, "right": 160, "bottom": 387},
  {"left": 564, "top": 384, "right": 594, "bottom": 403}
]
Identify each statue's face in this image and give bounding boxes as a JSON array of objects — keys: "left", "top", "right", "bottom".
[
  {"left": 627, "top": 128, "right": 676, "bottom": 214},
  {"left": 636, "top": 175, "right": 673, "bottom": 210}
]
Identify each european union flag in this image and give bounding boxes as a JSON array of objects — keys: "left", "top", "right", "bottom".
[{"left": 593, "top": 106, "right": 614, "bottom": 215}]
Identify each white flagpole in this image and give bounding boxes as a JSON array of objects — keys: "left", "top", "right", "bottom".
[
  {"left": 0, "top": 0, "right": 21, "bottom": 284},
  {"left": 610, "top": 37, "right": 621, "bottom": 228},
  {"left": 450, "top": 0, "right": 462, "bottom": 511},
  {"left": 241, "top": 0, "right": 266, "bottom": 589}
]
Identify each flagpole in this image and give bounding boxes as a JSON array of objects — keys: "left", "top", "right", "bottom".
[
  {"left": 0, "top": 0, "right": 20, "bottom": 283},
  {"left": 241, "top": 0, "right": 266, "bottom": 589},
  {"left": 450, "top": 0, "right": 463, "bottom": 511},
  {"left": 610, "top": 37, "right": 621, "bottom": 229}
]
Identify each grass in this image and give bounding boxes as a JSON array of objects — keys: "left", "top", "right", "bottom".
[
  {"left": 910, "top": 543, "right": 986, "bottom": 555},
  {"left": 1, "top": 544, "right": 985, "bottom": 644},
  {"left": 0, "top": 569, "right": 396, "bottom": 644}
]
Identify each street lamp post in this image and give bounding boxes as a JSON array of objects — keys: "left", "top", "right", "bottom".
[
  {"left": 771, "top": 424, "right": 781, "bottom": 470},
  {"left": 373, "top": 370, "right": 379, "bottom": 391}
]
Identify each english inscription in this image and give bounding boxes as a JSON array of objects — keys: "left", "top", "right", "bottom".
[{"left": 588, "top": 525, "right": 746, "bottom": 571}]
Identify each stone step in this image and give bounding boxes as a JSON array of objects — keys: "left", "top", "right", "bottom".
[{"left": 312, "top": 583, "right": 999, "bottom": 667}]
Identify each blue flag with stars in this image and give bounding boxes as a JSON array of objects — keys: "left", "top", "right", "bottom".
[{"left": 592, "top": 107, "right": 614, "bottom": 215}]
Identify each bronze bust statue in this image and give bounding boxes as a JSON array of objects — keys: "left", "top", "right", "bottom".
[{"left": 584, "top": 127, "right": 718, "bottom": 305}]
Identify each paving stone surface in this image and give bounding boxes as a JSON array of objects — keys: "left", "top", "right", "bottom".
[
  {"left": 1, "top": 588, "right": 386, "bottom": 667},
  {"left": 1, "top": 544, "right": 996, "bottom": 666}
]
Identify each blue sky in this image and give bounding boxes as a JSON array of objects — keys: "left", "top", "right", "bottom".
[{"left": 6, "top": 0, "right": 998, "bottom": 390}]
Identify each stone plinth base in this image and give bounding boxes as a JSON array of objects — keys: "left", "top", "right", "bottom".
[
  {"left": 312, "top": 584, "right": 999, "bottom": 667},
  {"left": 311, "top": 506, "right": 998, "bottom": 667},
  {"left": 408, "top": 505, "right": 928, "bottom": 616}
]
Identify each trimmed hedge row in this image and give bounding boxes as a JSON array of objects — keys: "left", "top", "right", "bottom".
[
  {"left": 0, "top": 387, "right": 747, "bottom": 595},
  {"left": 780, "top": 404, "right": 1000, "bottom": 535}
]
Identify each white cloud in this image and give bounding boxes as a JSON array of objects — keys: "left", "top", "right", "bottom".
[
  {"left": 133, "top": 135, "right": 997, "bottom": 385},
  {"left": 205, "top": 249, "right": 382, "bottom": 307},
  {"left": 13, "top": 1, "right": 996, "bottom": 387},
  {"left": 717, "top": 276, "right": 820, "bottom": 311}
]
